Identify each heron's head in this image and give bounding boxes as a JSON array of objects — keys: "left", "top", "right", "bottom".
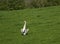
[{"left": 24, "top": 21, "right": 26, "bottom": 23}]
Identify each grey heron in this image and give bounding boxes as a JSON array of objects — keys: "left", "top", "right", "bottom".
[{"left": 21, "top": 21, "right": 29, "bottom": 35}]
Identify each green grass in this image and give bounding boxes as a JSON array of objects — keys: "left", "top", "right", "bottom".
[{"left": 0, "top": 6, "right": 60, "bottom": 44}]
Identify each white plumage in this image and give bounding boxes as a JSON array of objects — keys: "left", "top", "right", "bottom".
[{"left": 21, "top": 21, "right": 29, "bottom": 35}]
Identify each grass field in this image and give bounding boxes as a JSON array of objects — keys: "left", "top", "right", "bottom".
[{"left": 0, "top": 6, "right": 60, "bottom": 44}]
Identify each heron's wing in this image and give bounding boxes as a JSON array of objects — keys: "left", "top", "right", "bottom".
[
  {"left": 25, "top": 29, "right": 29, "bottom": 33},
  {"left": 21, "top": 29, "right": 23, "bottom": 33},
  {"left": 27, "top": 29, "right": 29, "bottom": 31}
]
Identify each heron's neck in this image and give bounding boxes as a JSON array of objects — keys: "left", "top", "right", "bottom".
[{"left": 23, "top": 21, "right": 26, "bottom": 29}]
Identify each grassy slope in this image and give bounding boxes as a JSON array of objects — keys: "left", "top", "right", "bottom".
[{"left": 0, "top": 6, "right": 60, "bottom": 44}]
